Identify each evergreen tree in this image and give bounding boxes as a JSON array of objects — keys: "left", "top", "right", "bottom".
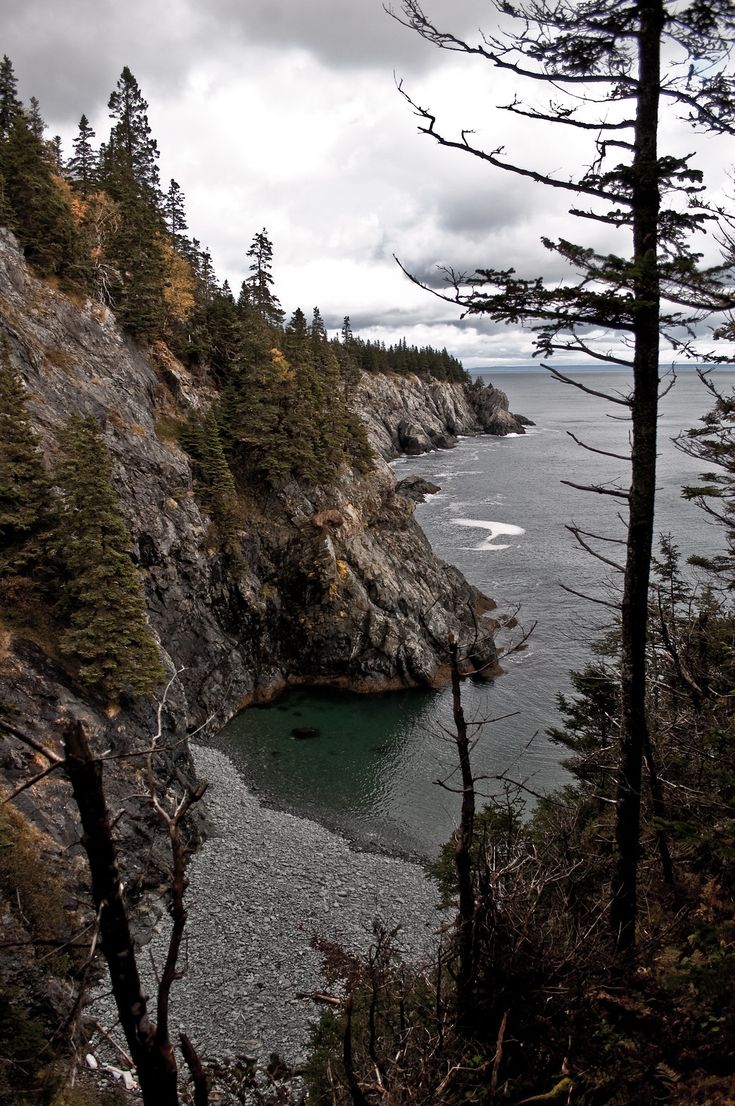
[
  {"left": 47, "top": 135, "right": 62, "bottom": 174},
  {"left": 68, "top": 114, "right": 97, "bottom": 196},
  {"left": 56, "top": 415, "right": 165, "bottom": 699},
  {"left": 163, "top": 178, "right": 188, "bottom": 249},
  {"left": 310, "top": 306, "right": 327, "bottom": 342},
  {"left": 341, "top": 315, "right": 353, "bottom": 344},
  {"left": 677, "top": 377, "right": 735, "bottom": 580},
  {"left": 2, "top": 111, "right": 87, "bottom": 281},
  {"left": 0, "top": 338, "right": 56, "bottom": 616},
  {"left": 0, "top": 55, "right": 20, "bottom": 136},
  {"left": 27, "top": 96, "right": 44, "bottom": 140},
  {"left": 394, "top": 0, "right": 735, "bottom": 949},
  {"left": 244, "top": 228, "right": 284, "bottom": 328},
  {"left": 179, "top": 407, "right": 241, "bottom": 545},
  {"left": 105, "top": 66, "right": 160, "bottom": 201}
]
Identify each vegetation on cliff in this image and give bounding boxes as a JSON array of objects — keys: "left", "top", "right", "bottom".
[
  {"left": 0, "top": 54, "right": 466, "bottom": 510},
  {"left": 0, "top": 346, "right": 164, "bottom": 699}
]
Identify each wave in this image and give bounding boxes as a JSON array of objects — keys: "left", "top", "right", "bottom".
[{"left": 452, "top": 517, "right": 526, "bottom": 551}]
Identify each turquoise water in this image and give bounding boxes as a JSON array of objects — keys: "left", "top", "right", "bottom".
[
  {"left": 215, "top": 687, "right": 444, "bottom": 858},
  {"left": 215, "top": 368, "right": 735, "bottom": 861}
]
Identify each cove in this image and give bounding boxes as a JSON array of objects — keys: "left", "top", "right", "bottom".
[
  {"left": 214, "top": 368, "right": 735, "bottom": 862},
  {"left": 214, "top": 685, "right": 445, "bottom": 860}
]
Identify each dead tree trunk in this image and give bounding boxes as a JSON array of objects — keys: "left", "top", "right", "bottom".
[
  {"left": 449, "top": 635, "right": 477, "bottom": 1036},
  {"left": 63, "top": 718, "right": 180, "bottom": 1106}
]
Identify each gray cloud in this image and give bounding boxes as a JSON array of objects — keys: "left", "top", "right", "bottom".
[{"left": 3, "top": 0, "right": 492, "bottom": 126}]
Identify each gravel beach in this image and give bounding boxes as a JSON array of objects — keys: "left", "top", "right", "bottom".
[{"left": 93, "top": 742, "right": 445, "bottom": 1068}]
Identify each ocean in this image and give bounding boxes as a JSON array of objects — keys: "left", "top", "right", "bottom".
[{"left": 214, "top": 367, "right": 734, "bottom": 861}]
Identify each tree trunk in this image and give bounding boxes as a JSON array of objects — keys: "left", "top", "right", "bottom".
[
  {"left": 449, "top": 636, "right": 477, "bottom": 1034},
  {"left": 611, "top": 0, "right": 664, "bottom": 952},
  {"left": 63, "top": 719, "right": 180, "bottom": 1106}
]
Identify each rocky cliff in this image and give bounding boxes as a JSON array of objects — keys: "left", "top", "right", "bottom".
[
  {"left": 356, "top": 370, "right": 527, "bottom": 459},
  {"left": 0, "top": 226, "right": 517, "bottom": 1090},
  {"left": 0, "top": 227, "right": 499, "bottom": 832}
]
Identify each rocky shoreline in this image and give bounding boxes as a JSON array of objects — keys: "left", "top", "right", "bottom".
[{"left": 91, "top": 742, "right": 445, "bottom": 1070}]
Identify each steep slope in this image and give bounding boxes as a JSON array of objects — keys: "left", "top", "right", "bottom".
[
  {"left": 356, "top": 370, "right": 526, "bottom": 458},
  {"left": 0, "top": 225, "right": 497, "bottom": 769}
]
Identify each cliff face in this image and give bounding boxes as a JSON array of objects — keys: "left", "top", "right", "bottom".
[
  {"left": 0, "top": 228, "right": 497, "bottom": 792},
  {"left": 355, "top": 369, "right": 527, "bottom": 458}
]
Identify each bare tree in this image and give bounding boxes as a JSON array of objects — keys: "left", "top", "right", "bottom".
[
  {"left": 388, "top": 0, "right": 735, "bottom": 951},
  {"left": 1, "top": 704, "right": 209, "bottom": 1105}
]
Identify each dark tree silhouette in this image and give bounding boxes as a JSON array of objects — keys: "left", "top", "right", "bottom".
[{"left": 390, "top": 0, "right": 735, "bottom": 950}]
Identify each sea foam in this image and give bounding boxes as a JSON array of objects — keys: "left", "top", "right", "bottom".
[{"left": 452, "top": 517, "right": 526, "bottom": 551}]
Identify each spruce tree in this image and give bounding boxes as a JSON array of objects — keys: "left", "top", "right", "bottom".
[
  {"left": 27, "top": 96, "right": 44, "bottom": 140},
  {"left": 106, "top": 66, "right": 161, "bottom": 201},
  {"left": 310, "top": 306, "right": 327, "bottom": 342},
  {"left": 164, "top": 178, "right": 188, "bottom": 249},
  {"left": 2, "top": 112, "right": 87, "bottom": 281},
  {"left": 393, "top": 0, "right": 735, "bottom": 951},
  {"left": 47, "top": 135, "right": 63, "bottom": 174},
  {"left": 68, "top": 115, "right": 97, "bottom": 196},
  {"left": 0, "top": 55, "right": 20, "bottom": 136},
  {"left": 179, "top": 407, "right": 241, "bottom": 545},
  {"left": 243, "top": 228, "right": 284, "bottom": 328},
  {"left": 0, "top": 339, "right": 56, "bottom": 616},
  {"left": 56, "top": 416, "right": 165, "bottom": 699}
]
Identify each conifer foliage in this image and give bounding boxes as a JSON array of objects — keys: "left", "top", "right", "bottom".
[
  {"left": 0, "top": 339, "right": 55, "bottom": 616},
  {"left": 56, "top": 416, "right": 165, "bottom": 699}
]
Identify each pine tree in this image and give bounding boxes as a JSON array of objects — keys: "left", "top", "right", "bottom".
[
  {"left": 106, "top": 66, "right": 160, "bottom": 201},
  {"left": 68, "top": 115, "right": 97, "bottom": 196},
  {"left": 244, "top": 228, "right": 284, "bottom": 328},
  {"left": 0, "top": 55, "right": 20, "bottom": 136},
  {"left": 56, "top": 416, "right": 165, "bottom": 699},
  {"left": 2, "top": 111, "right": 87, "bottom": 281},
  {"left": 0, "top": 339, "right": 56, "bottom": 617}
]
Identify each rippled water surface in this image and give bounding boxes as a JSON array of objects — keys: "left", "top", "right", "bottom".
[{"left": 215, "top": 369, "right": 734, "bottom": 860}]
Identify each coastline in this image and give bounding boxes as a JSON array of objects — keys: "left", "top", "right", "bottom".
[{"left": 91, "top": 743, "right": 445, "bottom": 1068}]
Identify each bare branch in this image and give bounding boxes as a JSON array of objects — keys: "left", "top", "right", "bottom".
[
  {"left": 566, "top": 524, "right": 626, "bottom": 572},
  {"left": 559, "top": 583, "right": 622, "bottom": 610},
  {"left": 561, "top": 479, "right": 630, "bottom": 499},
  {"left": 396, "top": 79, "right": 633, "bottom": 206},
  {"left": 544, "top": 363, "right": 632, "bottom": 405},
  {"left": 0, "top": 719, "right": 62, "bottom": 764},
  {"left": 567, "top": 430, "right": 630, "bottom": 461},
  {"left": 2, "top": 760, "right": 65, "bottom": 805}
]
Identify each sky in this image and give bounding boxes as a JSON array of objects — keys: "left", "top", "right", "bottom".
[{"left": 3, "top": 0, "right": 735, "bottom": 369}]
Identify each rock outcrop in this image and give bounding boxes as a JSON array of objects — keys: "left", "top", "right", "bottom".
[
  {"left": 469, "top": 380, "right": 533, "bottom": 435},
  {"left": 355, "top": 371, "right": 527, "bottom": 460},
  {"left": 0, "top": 228, "right": 498, "bottom": 821}
]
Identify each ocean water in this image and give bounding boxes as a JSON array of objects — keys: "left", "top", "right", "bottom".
[{"left": 214, "top": 368, "right": 734, "bottom": 861}]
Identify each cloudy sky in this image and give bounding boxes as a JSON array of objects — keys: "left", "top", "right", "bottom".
[{"left": 4, "top": 0, "right": 734, "bottom": 368}]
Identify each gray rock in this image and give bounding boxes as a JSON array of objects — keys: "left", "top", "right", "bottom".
[{"left": 0, "top": 228, "right": 496, "bottom": 891}]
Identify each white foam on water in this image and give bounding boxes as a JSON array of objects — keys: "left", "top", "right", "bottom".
[{"left": 452, "top": 517, "right": 526, "bottom": 551}]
